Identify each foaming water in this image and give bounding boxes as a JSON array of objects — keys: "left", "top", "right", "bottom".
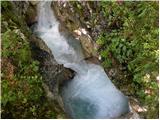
[{"left": 35, "top": 1, "right": 129, "bottom": 119}]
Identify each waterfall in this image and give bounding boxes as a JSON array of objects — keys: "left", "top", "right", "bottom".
[{"left": 35, "top": 1, "right": 130, "bottom": 119}]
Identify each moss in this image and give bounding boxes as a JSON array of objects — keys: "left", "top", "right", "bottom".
[{"left": 1, "top": 1, "right": 13, "bottom": 10}]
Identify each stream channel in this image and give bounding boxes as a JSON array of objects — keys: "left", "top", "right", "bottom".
[{"left": 33, "top": 1, "right": 130, "bottom": 119}]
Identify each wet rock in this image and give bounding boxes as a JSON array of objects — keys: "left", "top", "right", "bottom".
[
  {"left": 30, "top": 34, "right": 74, "bottom": 117},
  {"left": 52, "top": 1, "right": 99, "bottom": 61}
]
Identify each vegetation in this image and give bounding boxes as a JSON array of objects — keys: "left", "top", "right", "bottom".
[
  {"left": 96, "top": 1, "right": 158, "bottom": 118},
  {"left": 1, "top": 1, "right": 159, "bottom": 119},
  {"left": 1, "top": 1, "right": 55, "bottom": 118}
]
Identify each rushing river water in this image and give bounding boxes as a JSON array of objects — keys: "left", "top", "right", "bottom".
[{"left": 35, "top": 1, "right": 129, "bottom": 119}]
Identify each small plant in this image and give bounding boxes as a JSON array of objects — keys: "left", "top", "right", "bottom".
[
  {"left": 1, "top": 1, "right": 55, "bottom": 118},
  {"left": 96, "top": 1, "right": 158, "bottom": 118}
]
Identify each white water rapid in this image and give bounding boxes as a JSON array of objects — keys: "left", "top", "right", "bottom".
[{"left": 35, "top": 2, "right": 129, "bottom": 119}]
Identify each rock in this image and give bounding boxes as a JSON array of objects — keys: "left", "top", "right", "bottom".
[
  {"left": 85, "top": 56, "right": 100, "bottom": 65},
  {"left": 11, "top": 1, "right": 37, "bottom": 27},
  {"left": 115, "top": 97, "right": 141, "bottom": 119},
  {"left": 30, "top": 1, "right": 39, "bottom": 6},
  {"left": 11, "top": 1, "right": 29, "bottom": 17},
  {"left": 79, "top": 34, "right": 97, "bottom": 58},
  {"left": 30, "top": 34, "right": 74, "bottom": 117},
  {"left": 30, "top": 35, "right": 51, "bottom": 54},
  {"left": 59, "top": 22, "right": 99, "bottom": 64},
  {"left": 25, "top": 3, "right": 37, "bottom": 26},
  {"left": 52, "top": 1, "right": 99, "bottom": 61}
]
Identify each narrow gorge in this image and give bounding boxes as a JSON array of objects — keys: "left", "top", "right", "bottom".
[
  {"left": 1, "top": 1, "right": 158, "bottom": 119},
  {"left": 33, "top": 1, "right": 129, "bottom": 119}
]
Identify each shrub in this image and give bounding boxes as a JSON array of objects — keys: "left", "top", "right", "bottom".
[
  {"left": 1, "top": 1, "right": 55, "bottom": 118},
  {"left": 96, "top": 1, "right": 158, "bottom": 118}
]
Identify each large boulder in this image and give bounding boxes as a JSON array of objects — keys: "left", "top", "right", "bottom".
[
  {"left": 12, "top": 1, "right": 39, "bottom": 27},
  {"left": 25, "top": 2, "right": 38, "bottom": 26},
  {"left": 29, "top": 34, "right": 74, "bottom": 118},
  {"left": 52, "top": 1, "right": 100, "bottom": 61}
]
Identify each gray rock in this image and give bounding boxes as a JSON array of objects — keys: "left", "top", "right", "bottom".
[
  {"left": 30, "top": 34, "right": 74, "bottom": 116},
  {"left": 11, "top": 1, "right": 38, "bottom": 26},
  {"left": 11, "top": 1, "right": 29, "bottom": 17}
]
